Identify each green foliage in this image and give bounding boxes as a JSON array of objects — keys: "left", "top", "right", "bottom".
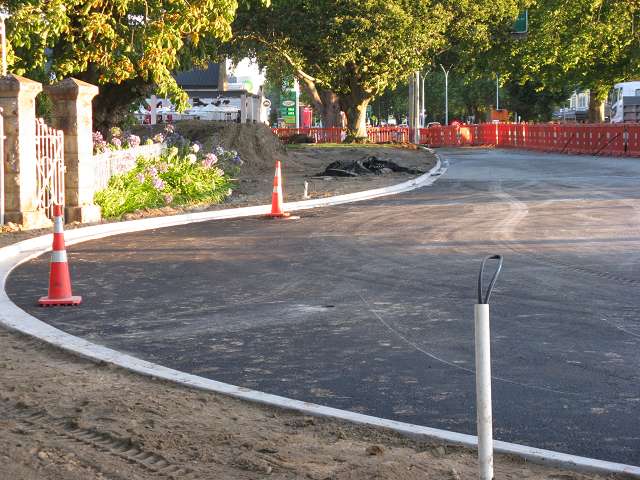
[
  {"left": 477, "top": 0, "right": 640, "bottom": 120},
  {"left": 4, "top": 0, "right": 267, "bottom": 129},
  {"left": 94, "top": 128, "right": 240, "bottom": 218},
  {"left": 518, "top": 0, "right": 639, "bottom": 97},
  {"left": 372, "top": 69, "right": 570, "bottom": 124},
  {"left": 226, "top": 0, "right": 526, "bottom": 136}
]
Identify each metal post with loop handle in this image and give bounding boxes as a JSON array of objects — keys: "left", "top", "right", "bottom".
[{"left": 475, "top": 254, "right": 503, "bottom": 480}]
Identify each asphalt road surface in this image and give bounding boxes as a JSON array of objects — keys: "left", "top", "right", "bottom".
[{"left": 7, "top": 147, "right": 640, "bottom": 466}]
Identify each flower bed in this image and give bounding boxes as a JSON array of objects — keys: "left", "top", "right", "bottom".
[{"left": 93, "top": 126, "right": 242, "bottom": 218}]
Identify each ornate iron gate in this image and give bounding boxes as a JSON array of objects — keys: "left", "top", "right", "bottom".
[{"left": 35, "top": 118, "right": 65, "bottom": 220}]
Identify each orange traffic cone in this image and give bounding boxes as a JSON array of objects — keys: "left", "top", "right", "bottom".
[
  {"left": 38, "top": 204, "right": 82, "bottom": 306},
  {"left": 265, "top": 161, "right": 291, "bottom": 218}
]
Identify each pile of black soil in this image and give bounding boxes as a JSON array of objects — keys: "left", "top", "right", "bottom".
[{"left": 317, "top": 154, "right": 427, "bottom": 177}]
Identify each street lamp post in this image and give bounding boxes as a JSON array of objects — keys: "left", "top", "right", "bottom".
[
  {"left": 440, "top": 64, "right": 450, "bottom": 126},
  {"left": 421, "top": 73, "right": 425, "bottom": 127}
]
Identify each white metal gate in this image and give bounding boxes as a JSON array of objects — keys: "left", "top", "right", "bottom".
[{"left": 35, "top": 118, "right": 65, "bottom": 220}]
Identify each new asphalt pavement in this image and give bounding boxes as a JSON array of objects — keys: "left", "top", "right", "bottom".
[{"left": 5, "top": 147, "right": 640, "bottom": 467}]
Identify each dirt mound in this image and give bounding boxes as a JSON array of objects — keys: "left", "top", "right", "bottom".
[{"left": 131, "top": 121, "right": 296, "bottom": 174}]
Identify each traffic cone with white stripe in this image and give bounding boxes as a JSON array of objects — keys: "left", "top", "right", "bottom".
[
  {"left": 38, "top": 204, "right": 82, "bottom": 306},
  {"left": 265, "top": 161, "right": 291, "bottom": 218}
]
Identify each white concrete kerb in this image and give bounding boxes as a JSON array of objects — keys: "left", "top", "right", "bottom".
[{"left": 1, "top": 158, "right": 639, "bottom": 478}]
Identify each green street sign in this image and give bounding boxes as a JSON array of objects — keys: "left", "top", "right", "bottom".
[
  {"left": 280, "top": 91, "right": 297, "bottom": 127},
  {"left": 514, "top": 10, "right": 528, "bottom": 33}
]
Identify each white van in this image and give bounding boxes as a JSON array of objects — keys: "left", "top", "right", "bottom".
[{"left": 609, "top": 81, "right": 640, "bottom": 123}]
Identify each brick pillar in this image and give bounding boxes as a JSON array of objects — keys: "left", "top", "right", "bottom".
[
  {"left": 44, "top": 78, "right": 101, "bottom": 223},
  {"left": 0, "top": 74, "right": 49, "bottom": 228}
]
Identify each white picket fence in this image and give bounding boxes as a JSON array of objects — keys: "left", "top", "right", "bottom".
[{"left": 93, "top": 143, "right": 167, "bottom": 191}]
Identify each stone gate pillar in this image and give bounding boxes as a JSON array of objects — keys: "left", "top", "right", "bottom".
[
  {"left": 0, "top": 74, "right": 48, "bottom": 228},
  {"left": 44, "top": 78, "right": 101, "bottom": 223}
]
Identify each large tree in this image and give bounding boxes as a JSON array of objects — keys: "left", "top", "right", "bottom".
[
  {"left": 487, "top": 0, "right": 640, "bottom": 122},
  {"left": 227, "top": 0, "right": 526, "bottom": 139},
  {"left": 5, "top": 0, "right": 247, "bottom": 131}
]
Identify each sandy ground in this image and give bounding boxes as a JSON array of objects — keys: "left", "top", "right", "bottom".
[{"left": 0, "top": 130, "right": 634, "bottom": 479}]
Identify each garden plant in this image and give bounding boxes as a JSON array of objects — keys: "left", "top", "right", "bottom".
[{"left": 94, "top": 125, "right": 241, "bottom": 218}]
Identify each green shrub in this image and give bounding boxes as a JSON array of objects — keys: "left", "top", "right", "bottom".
[{"left": 94, "top": 126, "right": 241, "bottom": 218}]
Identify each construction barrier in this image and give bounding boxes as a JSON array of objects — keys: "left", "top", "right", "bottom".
[
  {"left": 592, "top": 123, "right": 626, "bottom": 156},
  {"left": 272, "top": 127, "right": 344, "bottom": 143},
  {"left": 367, "top": 126, "right": 409, "bottom": 143},
  {"left": 626, "top": 124, "right": 640, "bottom": 157},
  {"left": 272, "top": 123, "right": 640, "bottom": 157}
]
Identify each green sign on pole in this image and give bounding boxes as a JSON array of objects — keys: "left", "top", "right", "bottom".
[
  {"left": 280, "top": 91, "right": 297, "bottom": 127},
  {"left": 514, "top": 10, "right": 528, "bottom": 33}
]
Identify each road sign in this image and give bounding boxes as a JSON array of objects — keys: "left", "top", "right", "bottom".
[
  {"left": 514, "top": 10, "right": 528, "bottom": 33},
  {"left": 280, "top": 92, "right": 297, "bottom": 127}
]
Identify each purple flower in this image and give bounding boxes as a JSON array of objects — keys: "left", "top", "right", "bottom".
[
  {"left": 128, "top": 135, "right": 141, "bottom": 148},
  {"left": 164, "top": 194, "right": 173, "bottom": 204},
  {"left": 164, "top": 124, "right": 175, "bottom": 134},
  {"left": 92, "top": 131, "right": 107, "bottom": 154},
  {"left": 153, "top": 177, "right": 166, "bottom": 190},
  {"left": 136, "top": 173, "right": 145, "bottom": 183},
  {"left": 110, "top": 137, "right": 122, "bottom": 148},
  {"left": 202, "top": 153, "right": 218, "bottom": 169},
  {"left": 153, "top": 133, "right": 165, "bottom": 144},
  {"left": 166, "top": 133, "right": 187, "bottom": 147},
  {"left": 144, "top": 165, "right": 158, "bottom": 177}
]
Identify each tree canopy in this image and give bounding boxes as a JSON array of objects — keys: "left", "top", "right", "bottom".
[
  {"left": 5, "top": 0, "right": 243, "bottom": 131},
  {"left": 486, "top": 0, "right": 640, "bottom": 121},
  {"left": 227, "top": 0, "right": 526, "bottom": 137}
]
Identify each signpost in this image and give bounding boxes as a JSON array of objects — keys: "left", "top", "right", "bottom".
[
  {"left": 512, "top": 9, "right": 528, "bottom": 39},
  {"left": 514, "top": 10, "right": 528, "bottom": 33},
  {"left": 280, "top": 92, "right": 297, "bottom": 128}
]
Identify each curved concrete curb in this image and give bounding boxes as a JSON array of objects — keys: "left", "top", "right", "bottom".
[
  {"left": 1, "top": 159, "right": 639, "bottom": 478},
  {"left": 1, "top": 160, "right": 444, "bottom": 260}
]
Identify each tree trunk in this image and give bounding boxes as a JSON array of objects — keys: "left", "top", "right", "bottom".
[
  {"left": 485, "top": 98, "right": 493, "bottom": 123},
  {"left": 298, "top": 77, "right": 341, "bottom": 128},
  {"left": 320, "top": 90, "right": 341, "bottom": 128},
  {"left": 75, "top": 68, "right": 156, "bottom": 135},
  {"left": 589, "top": 93, "right": 606, "bottom": 123},
  {"left": 340, "top": 77, "right": 372, "bottom": 140},
  {"left": 341, "top": 97, "right": 370, "bottom": 140}
]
